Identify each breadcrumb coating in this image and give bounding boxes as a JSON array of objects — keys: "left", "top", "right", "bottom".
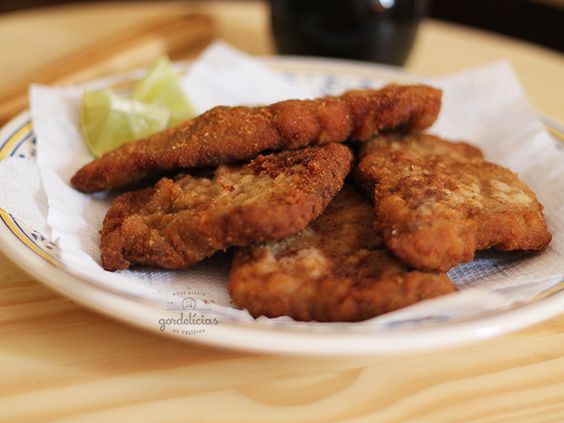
[
  {"left": 72, "top": 84, "right": 441, "bottom": 192},
  {"left": 101, "top": 144, "right": 352, "bottom": 271},
  {"left": 355, "top": 132, "right": 552, "bottom": 272},
  {"left": 228, "top": 185, "right": 456, "bottom": 322}
]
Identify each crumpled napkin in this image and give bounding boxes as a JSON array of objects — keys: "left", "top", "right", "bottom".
[{"left": 0, "top": 41, "right": 562, "bottom": 329}]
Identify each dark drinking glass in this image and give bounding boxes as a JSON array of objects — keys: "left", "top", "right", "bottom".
[{"left": 270, "top": 0, "right": 424, "bottom": 66}]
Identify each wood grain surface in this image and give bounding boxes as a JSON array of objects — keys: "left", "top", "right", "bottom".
[
  {"left": 0, "top": 2, "right": 563, "bottom": 422},
  {"left": 0, "top": 13, "right": 215, "bottom": 123}
]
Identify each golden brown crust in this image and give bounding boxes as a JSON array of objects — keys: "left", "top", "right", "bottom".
[
  {"left": 228, "top": 185, "right": 456, "bottom": 322},
  {"left": 71, "top": 84, "right": 441, "bottom": 192},
  {"left": 100, "top": 144, "right": 353, "bottom": 271},
  {"left": 355, "top": 132, "right": 552, "bottom": 272}
]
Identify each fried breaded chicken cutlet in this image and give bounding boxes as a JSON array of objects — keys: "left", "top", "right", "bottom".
[
  {"left": 228, "top": 185, "right": 456, "bottom": 322},
  {"left": 72, "top": 84, "right": 441, "bottom": 192},
  {"left": 355, "top": 133, "right": 552, "bottom": 272},
  {"left": 101, "top": 144, "right": 352, "bottom": 271}
]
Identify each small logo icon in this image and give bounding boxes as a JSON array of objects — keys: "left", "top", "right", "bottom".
[
  {"left": 159, "top": 290, "right": 219, "bottom": 336},
  {"left": 181, "top": 296, "right": 197, "bottom": 310}
]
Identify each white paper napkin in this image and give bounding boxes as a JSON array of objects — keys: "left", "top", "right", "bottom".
[{"left": 0, "top": 41, "right": 562, "bottom": 329}]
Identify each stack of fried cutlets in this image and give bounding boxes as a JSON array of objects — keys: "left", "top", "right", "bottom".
[{"left": 72, "top": 84, "right": 551, "bottom": 322}]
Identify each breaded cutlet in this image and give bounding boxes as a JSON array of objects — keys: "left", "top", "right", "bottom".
[
  {"left": 72, "top": 84, "right": 441, "bottom": 192},
  {"left": 101, "top": 143, "right": 353, "bottom": 271},
  {"left": 228, "top": 185, "right": 456, "bottom": 322},
  {"left": 355, "top": 132, "right": 552, "bottom": 272}
]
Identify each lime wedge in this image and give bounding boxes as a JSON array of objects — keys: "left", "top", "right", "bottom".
[
  {"left": 80, "top": 89, "right": 170, "bottom": 157},
  {"left": 133, "top": 57, "right": 195, "bottom": 127}
]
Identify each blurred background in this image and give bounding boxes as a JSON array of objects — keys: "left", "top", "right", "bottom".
[{"left": 0, "top": 0, "right": 562, "bottom": 52}]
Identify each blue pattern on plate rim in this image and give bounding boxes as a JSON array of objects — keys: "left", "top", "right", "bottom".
[
  {"left": 0, "top": 209, "right": 61, "bottom": 265},
  {"left": 0, "top": 121, "right": 36, "bottom": 159}
]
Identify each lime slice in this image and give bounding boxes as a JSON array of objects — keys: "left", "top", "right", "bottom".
[
  {"left": 133, "top": 57, "right": 195, "bottom": 127},
  {"left": 81, "top": 89, "right": 170, "bottom": 157}
]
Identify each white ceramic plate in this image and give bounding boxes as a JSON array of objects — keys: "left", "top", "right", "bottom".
[{"left": 1, "top": 57, "right": 563, "bottom": 355}]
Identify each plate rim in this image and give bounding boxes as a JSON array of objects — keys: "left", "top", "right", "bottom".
[
  {"left": 1, "top": 223, "right": 563, "bottom": 355},
  {"left": 1, "top": 56, "right": 563, "bottom": 355}
]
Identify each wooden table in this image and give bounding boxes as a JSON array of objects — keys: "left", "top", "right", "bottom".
[{"left": 1, "top": 2, "right": 563, "bottom": 422}]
